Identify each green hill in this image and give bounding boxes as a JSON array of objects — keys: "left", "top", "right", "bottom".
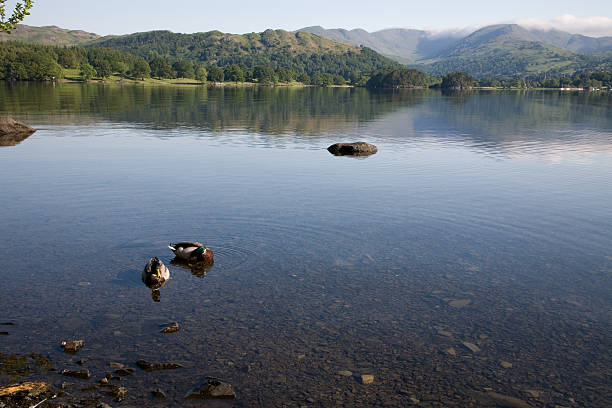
[
  {"left": 0, "top": 24, "right": 100, "bottom": 45},
  {"left": 418, "top": 25, "right": 611, "bottom": 78},
  {"left": 86, "top": 29, "right": 400, "bottom": 78}
]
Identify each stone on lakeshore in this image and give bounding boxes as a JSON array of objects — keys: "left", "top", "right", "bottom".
[
  {"left": 61, "top": 340, "right": 84, "bottom": 353},
  {"left": 461, "top": 341, "right": 481, "bottom": 353},
  {"left": 61, "top": 369, "right": 91, "bottom": 379},
  {"left": 337, "top": 370, "right": 353, "bottom": 377},
  {"left": 327, "top": 142, "right": 378, "bottom": 156},
  {"left": 0, "top": 381, "right": 49, "bottom": 398},
  {"left": 444, "top": 347, "right": 457, "bottom": 356},
  {"left": 184, "top": 377, "right": 236, "bottom": 399},
  {"left": 360, "top": 374, "right": 374, "bottom": 384},
  {"left": 152, "top": 388, "right": 167, "bottom": 398},
  {"left": 500, "top": 361, "right": 513, "bottom": 368},
  {"left": 136, "top": 359, "right": 182, "bottom": 371},
  {"left": 524, "top": 389, "right": 540, "bottom": 398},
  {"left": 486, "top": 391, "right": 530, "bottom": 408},
  {"left": 115, "top": 368, "right": 135, "bottom": 376},
  {"left": 448, "top": 299, "right": 471, "bottom": 308}
]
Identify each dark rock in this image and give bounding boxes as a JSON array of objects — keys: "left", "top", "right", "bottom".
[
  {"left": 61, "top": 369, "right": 91, "bottom": 379},
  {"left": 184, "top": 377, "right": 236, "bottom": 399},
  {"left": 327, "top": 142, "right": 378, "bottom": 156},
  {"left": 61, "top": 340, "right": 84, "bottom": 353},
  {"left": 151, "top": 389, "right": 166, "bottom": 398},
  {"left": 136, "top": 360, "right": 182, "bottom": 372},
  {"left": 114, "top": 368, "right": 134, "bottom": 376},
  {"left": 159, "top": 322, "right": 179, "bottom": 334}
]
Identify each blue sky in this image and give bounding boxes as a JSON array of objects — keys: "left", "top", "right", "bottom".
[{"left": 17, "top": 0, "right": 612, "bottom": 36}]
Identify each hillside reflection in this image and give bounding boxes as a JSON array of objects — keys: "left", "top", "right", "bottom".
[{"left": 1, "top": 82, "right": 611, "bottom": 155}]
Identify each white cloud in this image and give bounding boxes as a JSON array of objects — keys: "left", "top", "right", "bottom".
[{"left": 515, "top": 14, "right": 612, "bottom": 37}]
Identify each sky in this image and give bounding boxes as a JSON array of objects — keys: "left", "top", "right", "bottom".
[{"left": 14, "top": 0, "right": 612, "bottom": 37}]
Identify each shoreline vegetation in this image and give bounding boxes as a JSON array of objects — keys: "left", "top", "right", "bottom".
[{"left": 0, "top": 41, "right": 610, "bottom": 91}]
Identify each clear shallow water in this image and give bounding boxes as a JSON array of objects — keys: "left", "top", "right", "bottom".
[{"left": 0, "top": 83, "right": 611, "bottom": 407}]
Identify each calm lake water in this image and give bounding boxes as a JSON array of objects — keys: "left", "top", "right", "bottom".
[{"left": 0, "top": 83, "right": 611, "bottom": 407}]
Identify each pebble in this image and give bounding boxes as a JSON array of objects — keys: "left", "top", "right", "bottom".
[
  {"left": 500, "top": 361, "right": 513, "bottom": 368},
  {"left": 184, "top": 377, "right": 235, "bottom": 399},
  {"left": 337, "top": 370, "right": 353, "bottom": 377},
  {"left": 461, "top": 341, "right": 481, "bottom": 353},
  {"left": 61, "top": 369, "right": 90, "bottom": 379},
  {"left": 360, "top": 374, "right": 374, "bottom": 384},
  {"left": 152, "top": 388, "right": 167, "bottom": 398},
  {"left": 524, "top": 389, "right": 540, "bottom": 398},
  {"left": 449, "top": 299, "right": 471, "bottom": 308},
  {"left": 136, "top": 359, "right": 182, "bottom": 371},
  {"left": 445, "top": 347, "right": 457, "bottom": 356}
]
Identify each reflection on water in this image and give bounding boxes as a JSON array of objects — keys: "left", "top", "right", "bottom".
[{"left": 0, "top": 83, "right": 611, "bottom": 407}]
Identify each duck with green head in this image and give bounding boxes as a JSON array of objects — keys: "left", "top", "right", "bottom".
[{"left": 168, "top": 241, "right": 214, "bottom": 264}]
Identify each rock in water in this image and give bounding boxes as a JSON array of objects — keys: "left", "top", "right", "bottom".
[
  {"left": 327, "top": 142, "right": 378, "bottom": 156},
  {"left": 61, "top": 369, "right": 91, "bottom": 379},
  {"left": 185, "top": 377, "right": 236, "bottom": 399},
  {"left": 0, "top": 117, "right": 35, "bottom": 146},
  {"left": 136, "top": 360, "right": 182, "bottom": 371},
  {"left": 160, "top": 322, "right": 179, "bottom": 333}
]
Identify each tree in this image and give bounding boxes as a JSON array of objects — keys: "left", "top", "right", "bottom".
[
  {"left": 0, "top": 0, "right": 33, "bottom": 33},
  {"left": 207, "top": 66, "right": 224, "bottom": 82},
  {"left": 149, "top": 57, "right": 173, "bottom": 78},
  {"left": 80, "top": 63, "right": 96, "bottom": 81},
  {"left": 441, "top": 71, "right": 474, "bottom": 90},
  {"left": 131, "top": 57, "right": 150, "bottom": 80},
  {"left": 172, "top": 59, "right": 194, "bottom": 79},
  {"left": 223, "top": 64, "right": 245, "bottom": 82},
  {"left": 195, "top": 65, "right": 207, "bottom": 83}
]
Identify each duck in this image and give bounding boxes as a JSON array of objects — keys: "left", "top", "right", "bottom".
[
  {"left": 142, "top": 257, "right": 170, "bottom": 288},
  {"left": 168, "top": 241, "right": 214, "bottom": 264}
]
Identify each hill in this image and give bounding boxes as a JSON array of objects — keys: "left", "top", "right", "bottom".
[
  {"left": 0, "top": 24, "right": 100, "bottom": 45},
  {"left": 298, "top": 24, "right": 612, "bottom": 78},
  {"left": 86, "top": 29, "right": 400, "bottom": 79},
  {"left": 419, "top": 24, "right": 611, "bottom": 77}
]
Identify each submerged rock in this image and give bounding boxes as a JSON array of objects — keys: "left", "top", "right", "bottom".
[
  {"left": 136, "top": 360, "right": 182, "bottom": 371},
  {"left": 327, "top": 142, "right": 378, "bottom": 156},
  {"left": 184, "top": 377, "right": 235, "bottom": 399},
  {"left": 61, "top": 369, "right": 91, "bottom": 379},
  {"left": 360, "top": 374, "right": 374, "bottom": 384}
]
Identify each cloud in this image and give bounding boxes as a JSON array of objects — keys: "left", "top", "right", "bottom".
[{"left": 514, "top": 14, "right": 612, "bottom": 37}]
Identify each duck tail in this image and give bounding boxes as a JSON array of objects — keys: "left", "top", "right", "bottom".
[{"left": 168, "top": 244, "right": 176, "bottom": 252}]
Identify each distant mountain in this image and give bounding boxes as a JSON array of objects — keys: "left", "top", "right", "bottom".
[
  {"left": 0, "top": 24, "right": 100, "bottom": 45},
  {"left": 87, "top": 29, "right": 399, "bottom": 77},
  {"left": 297, "top": 26, "right": 462, "bottom": 62},
  {"left": 299, "top": 24, "right": 612, "bottom": 78},
  {"left": 298, "top": 24, "right": 612, "bottom": 63}
]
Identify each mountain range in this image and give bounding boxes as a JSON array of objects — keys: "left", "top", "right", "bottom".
[
  {"left": 1, "top": 23, "right": 611, "bottom": 79},
  {"left": 297, "top": 24, "right": 612, "bottom": 62}
]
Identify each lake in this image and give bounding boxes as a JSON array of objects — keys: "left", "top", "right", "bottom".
[{"left": 0, "top": 83, "right": 611, "bottom": 407}]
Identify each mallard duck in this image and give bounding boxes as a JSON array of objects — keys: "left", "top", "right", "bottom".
[
  {"left": 142, "top": 257, "right": 170, "bottom": 288},
  {"left": 168, "top": 242, "right": 214, "bottom": 264}
]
